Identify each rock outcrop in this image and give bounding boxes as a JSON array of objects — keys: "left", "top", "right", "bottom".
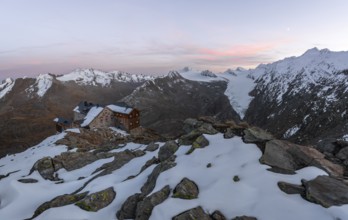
[{"left": 172, "top": 178, "right": 199, "bottom": 199}]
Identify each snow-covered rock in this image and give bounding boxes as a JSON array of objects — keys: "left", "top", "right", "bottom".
[
  {"left": 0, "top": 78, "right": 15, "bottom": 100},
  {"left": 57, "top": 68, "right": 154, "bottom": 86}
]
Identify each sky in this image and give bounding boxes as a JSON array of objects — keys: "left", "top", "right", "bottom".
[{"left": 1, "top": 0, "right": 348, "bottom": 80}]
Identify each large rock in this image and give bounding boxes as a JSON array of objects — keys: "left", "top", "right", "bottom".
[
  {"left": 145, "top": 142, "right": 159, "bottom": 152},
  {"left": 304, "top": 175, "right": 348, "bottom": 207},
  {"left": 173, "top": 178, "right": 199, "bottom": 199},
  {"left": 141, "top": 157, "right": 176, "bottom": 195},
  {"left": 172, "top": 206, "right": 212, "bottom": 220},
  {"left": 31, "top": 192, "right": 88, "bottom": 219},
  {"left": 260, "top": 140, "right": 344, "bottom": 177},
  {"left": 76, "top": 187, "right": 116, "bottom": 212},
  {"left": 183, "top": 118, "right": 204, "bottom": 133},
  {"left": 135, "top": 185, "right": 170, "bottom": 220},
  {"left": 211, "top": 210, "right": 227, "bottom": 220},
  {"left": 158, "top": 141, "right": 179, "bottom": 162},
  {"left": 117, "top": 193, "right": 143, "bottom": 220},
  {"left": 223, "top": 128, "right": 235, "bottom": 139},
  {"left": 243, "top": 127, "right": 274, "bottom": 143},
  {"left": 277, "top": 181, "right": 305, "bottom": 195},
  {"left": 30, "top": 157, "right": 57, "bottom": 181},
  {"left": 187, "top": 135, "right": 210, "bottom": 154},
  {"left": 336, "top": 147, "right": 348, "bottom": 161},
  {"left": 178, "top": 130, "right": 202, "bottom": 145},
  {"left": 197, "top": 123, "right": 218, "bottom": 135}
]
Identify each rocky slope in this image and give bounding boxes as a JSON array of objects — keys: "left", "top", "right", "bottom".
[
  {"left": 0, "top": 118, "right": 348, "bottom": 219},
  {"left": 0, "top": 69, "right": 150, "bottom": 157},
  {"left": 122, "top": 71, "right": 240, "bottom": 137},
  {"left": 244, "top": 48, "right": 348, "bottom": 147}
]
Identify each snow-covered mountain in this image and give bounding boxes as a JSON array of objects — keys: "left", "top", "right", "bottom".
[
  {"left": 245, "top": 48, "right": 348, "bottom": 146},
  {"left": 57, "top": 68, "right": 154, "bottom": 86}
]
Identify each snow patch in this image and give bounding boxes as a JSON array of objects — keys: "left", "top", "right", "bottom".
[
  {"left": 283, "top": 125, "right": 300, "bottom": 138},
  {"left": 26, "top": 74, "right": 53, "bottom": 97}
]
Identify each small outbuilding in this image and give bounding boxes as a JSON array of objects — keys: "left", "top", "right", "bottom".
[{"left": 54, "top": 117, "right": 72, "bottom": 132}]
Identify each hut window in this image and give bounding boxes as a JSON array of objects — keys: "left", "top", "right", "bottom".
[
  {"left": 130, "top": 122, "right": 133, "bottom": 125},
  {"left": 136, "top": 120, "right": 139, "bottom": 124},
  {"left": 136, "top": 113, "right": 139, "bottom": 117},
  {"left": 130, "top": 115, "right": 132, "bottom": 118}
]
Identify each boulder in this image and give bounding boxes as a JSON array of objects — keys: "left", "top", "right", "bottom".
[
  {"left": 145, "top": 142, "right": 159, "bottom": 152},
  {"left": 243, "top": 127, "right": 274, "bottom": 143},
  {"left": 187, "top": 135, "right": 210, "bottom": 154},
  {"left": 223, "top": 128, "right": 235, "bottom": 139},
  {"left": 141, "top": 156, "right": 176, "bottom": 195},
  {"left": 140, "top": 156, "right": 159, "bottom": 173},
  {"left": 197, "top": 123, "right": 218, "bottom": 135},
  {"left": 31, "top": 192, "right": 88, "bottom": 219},
  {"left": 30, "top": 157, "right": 57, "bottom": 181},
  {"left": 76, "top": 187, "right": 116, "bottom": 212},
  {"left": 303, "top": 175, "right": 348, "bottom": 207},
  {"left": 336, "top": 147, "right": 348, "bottom": 161},
  {"left": 173, "top": 178, "right": 199, "bottom": 199},
  {"left": 260, "top": 140, "right": 344, "bottom": 177},
  {"left": 183, "top": 118, "right": 203, "bottom": 133},
  {"left": 178, "top": 130, "right": 202, "bottom": 145},
  {"left": 117, "top": 193, "right": 143, "bottom": 220},
  {"left": 277, "top": 181, "right": 305, "bottom": 195},
  {"left": 158, "top": 141, "right": 179, "bottom": 162},
  {"left": 211, "top": 210, "right": 227, "bottom": 220},
  {"left": 172, "top": 206, "right": 212, "bottom": 220},
  {"left": 135, "top": 185, "right": 170, "bottom": 220}
]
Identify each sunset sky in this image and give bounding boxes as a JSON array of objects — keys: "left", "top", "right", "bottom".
[{"left": 1, "top": 0, "right": 348, "bottom": 79}]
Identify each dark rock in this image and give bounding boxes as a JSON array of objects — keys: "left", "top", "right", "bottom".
[
  {"left": 266, "top": 167, "right": 296, "bottom": 175},
  {"left": 31, "top": 192, "right": 88, "bottom": 219},
  {"left": 211, "top": 210, "right": 227, "bottom": 220},
  {"left": 173, "top": 178, "right": 199, "bottom": 199},
  {"left": 223, "top": 128, "right": 235, "bottom": 139},
  {"left": 18, "top": 178, "right": 38, "bottom": 183},
  {"left": 212, "top": 122, "right": 230, "bottom": 133},
  {"left": 178, "top": 130, "right": 202, "bottom": 145},
  {"left": 233, "top": 175, "right": 240, "bottom": 182},
  {"left": 76, "top": 187, "right": 116, "bottom": 212},
  {"left": 336, "top": 147, "right": 348, "bottom": 160},
  {"left": 140, "top": 156, "right": 159, "bottom": 173},
  {"left": 117, "top": 193, "right": 143, "bottom": 220},
  {"left": 198, "top": 116, "right": 217, "bottom": 124},
  {"left": 335, "top": 140, "right": 348, "bottom": 148},
  {"left": 158, "top": 141, "right": 179, "bottom": 162},
  {"left": 135, "top": 185, "right": 170, "bottom": 220},
  {"left": 141, "top": 157, "right": 176, "bottom": 195},
  {"left": 145, "top": 142, "right": 159, "bottom": 152},
  {"left": 260, "top": 140, "right": 344, "bottom": 177},
  {"left": 243, "top": 127, "right": 274, "bottom": 143},
  {"left": 172, "top": 206, "right": 212, "bottom": 220},
  {"left": 207, "top": 163, "right": 212, "bottom": 168},
  {"left": 278, "top": 181, "right": 305, "bottom": 195},
  {"left": 187, "top": 135, "right": 209, "bottom": 154},
  {"left": 183, "top": 118, "right": 203, "bottom": 133},
  {"left": 31, "top": 157, "right": 57, "bottom": 181},
  {"left": 304, "top": 175, "right": 348, "bottom": 207},
  {"left": 232, "top": 216, "right": 257, "bottom": 220},
  {"left": 315, "top": 138, "right": 338, "bottom": 154},
  {"left": 197, "top": 123, "right": 218, "bottom": 135}
]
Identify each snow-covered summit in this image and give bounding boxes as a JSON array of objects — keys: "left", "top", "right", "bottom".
[
  {"left": 0, "top": 78, "right": 15, "bottom": 100},
  {"left": 249, "top": 48, "right": 348, "bottom": 104},
  {"left": 25, "top": 73, "right": 53, "bottom": 98},
  {"left": 57, "top": 68, "right": 154, "bottom": 86},
  {"left": 178, "top": 68, "right": 223, "bottom": 82}
]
